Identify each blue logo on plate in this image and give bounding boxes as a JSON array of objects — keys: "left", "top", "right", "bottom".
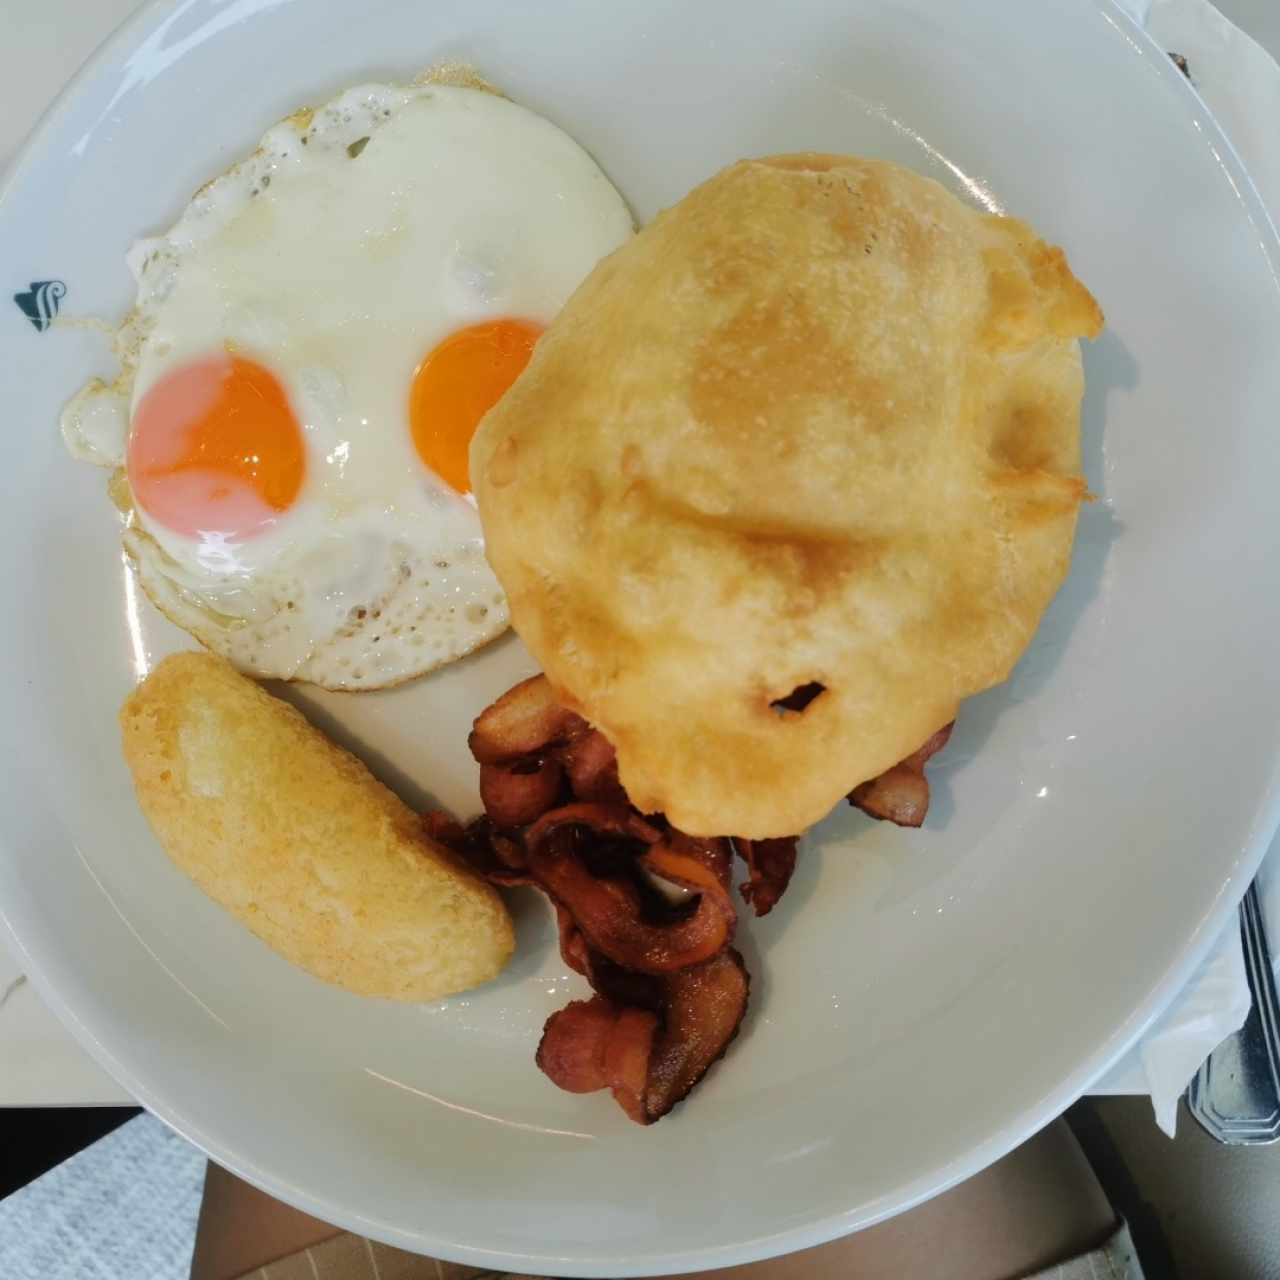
[{"left": 13, "top": 280, "right": 66, "bottom": 332}]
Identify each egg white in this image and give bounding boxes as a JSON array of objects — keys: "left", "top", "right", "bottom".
[{"left": 62, "top": 78, "right": 633, "bottom": 689}]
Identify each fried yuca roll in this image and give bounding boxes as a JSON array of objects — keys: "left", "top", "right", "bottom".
[{"left": 120, "top": 653, "right": 512, "bottom": 999}]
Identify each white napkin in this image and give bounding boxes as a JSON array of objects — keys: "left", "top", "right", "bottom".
[{"left": 1089, "top": 0, "right": 1280, "bottom": 1135}]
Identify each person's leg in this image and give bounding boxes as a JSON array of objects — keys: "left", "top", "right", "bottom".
[{"left": 189, "top": 1119, "right": 1123, "bottom": 1280}]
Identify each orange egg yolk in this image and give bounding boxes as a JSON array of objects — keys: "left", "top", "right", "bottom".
[
  {"left": 127, "top": 354, "right": 305, "bottom": 541},
  {"left": 410, "top": 318, "right": 543, "bottom": 494}
]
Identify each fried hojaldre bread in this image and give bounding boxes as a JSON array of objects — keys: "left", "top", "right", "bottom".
[
  {"left": 120, "top": 653, "right": 513, "bottom": 998},
  {"left": 471, "top": 154, "right": 1103, "bottom": 838}
]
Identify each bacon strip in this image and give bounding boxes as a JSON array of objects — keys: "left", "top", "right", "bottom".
[
  {"left": 583, "top": 951, "right": 664, "bottom": 1013},
  {"left": 525, "top": 807, "right": 735, "bottom": 974},
  {"left": 478, "top": 758, "right": 564, "bottom": 828},
  {"left": 459, "top": 677, "right": 964, "bottom": 1125},
  {"left": 422, "top": 809, "right": 466, "bottom": 849},
  {"left": 537, "top": 997, "right": 660, "bottom": 1124},
  {"left": 428, "top": 812, "right": 531, "bottom": 886},
  {"left": 848, "top": 722, "right": 955, "bottom": 828},
  {"left": 461, "top": 681, "right": 754, "bottom": 1124},
  {"left": 561, "top": 728, "right": 625, "bottom": 804},
  {"left": 554, "top": 903, "right": 592, "bottom": 977},
  {"left": 525, "top": 802, "right": 662, "bottom": 851},
  {"left": 662, "top": 831, "right": 733, "bottom": 888},
  {"left": 733, "top": 836, "right": 799, "bottom": 916},
  {"left": 646, "top": 949, "right": 750, "bottom": 1120},
  {"left": 603, "top": 1006, "right": 659, "bottom": 1124},
  {"left": 537, "top": 997, "right": 618, "bottom": 1093},
  {"left": 641, "top": 841, "right": 733, "bottom": 901},
  {"left": 468, "top": 674, "right": 586, "bottom": 765},
  {"left": 536, "top": 949, "right": 749, "bottom": 1124}
]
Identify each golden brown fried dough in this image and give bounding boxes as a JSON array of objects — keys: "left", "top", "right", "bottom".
[
  {"left": 120, "top": 653, "right": 513, "bottom": 998},
  {"left": 473, "top": 154, "right": 1102, "bottom": 837}
]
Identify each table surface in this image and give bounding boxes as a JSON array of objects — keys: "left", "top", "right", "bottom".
[{"left": 3, "top": 0, "right": 1279, "bottom": 1108}]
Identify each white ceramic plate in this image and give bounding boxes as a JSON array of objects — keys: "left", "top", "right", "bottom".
[{"left": 2, "top": 0, "right": 1280, "bottom": 1273}]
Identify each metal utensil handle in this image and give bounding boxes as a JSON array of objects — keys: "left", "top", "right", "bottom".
[{"left": 1186, "top": 883, "right": 1280, "bottom": 1143}]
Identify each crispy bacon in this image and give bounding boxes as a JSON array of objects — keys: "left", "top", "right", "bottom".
[
  {"left": 582, "top": 950, "right": 664, "bottom": 1013},
  {"left": 561, "top": 728, "right": 625, "bottom": 803},
  {"left": 536, "top": 949, "right": 749, "bottom": 1124},
  {"left": 605, "top": 1006, "right": 659, "bottom": 1124},
  {"left": 553, "top": 903, "right": 592, "bottom": 977},
  {"left": 733, "top": 836, "right": 799, "bottom": 916},
  {"left": 537, "top": 997, "right": 660, "bottom": 1124},
  {"left": 489, "top": 829, "right": 527, "bottom": 872},
  {"left": 848, "top": 722, "right": 955, "bottom": 828},
  {"left": 461, "top": 682, "right": 757, "bottom": 1124},
  {"left": 478, "top": 758, "right": 564, "bottom": 828},
  {"left": 458, "top": 676, "right": 965, "bottom": 1124},
  {"left": 645, "top": 949, "right": 750, "bottom": 1120},
  {"left": 468, "top": 674, "right": 585, "bottom": 765},
  {"left": 469, "top": 678, "right": 626, "bottom": 821},
  {"left": 537, "top": 997, "right": 617, "bottom": 1093},
  {"left": 422, "top": 809, "right": 466, "bottom": 849},
  {"left": 642, "top": 841, "right": 732, "bottom": 901},
  {"left": 525, "top": 802, "right": 662, "bottom": 851},
  {"left": 429, "top": 812, "right": 529, "bottom": 885},
  {"left": 524, "top": 808, "right": 735, "bottom": 975},
  {"left": 662, "top": 831, "right": 733, "bottom": 888},
  {"left": 537, "top": 993, "right": 655, "bottom": 1105}
]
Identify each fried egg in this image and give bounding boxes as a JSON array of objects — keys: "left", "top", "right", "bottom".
[{"left": 62, "top": 78, "right": 633, "bottom": 689}]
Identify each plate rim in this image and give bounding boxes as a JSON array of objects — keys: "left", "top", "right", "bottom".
[{"left": 3, "top": 0, "right": 1280, "bottom": 1272}]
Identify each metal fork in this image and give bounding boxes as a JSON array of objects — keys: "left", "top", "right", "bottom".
[{"left": 1185, "top": 883, "right": 1280, "bottom": 1143}]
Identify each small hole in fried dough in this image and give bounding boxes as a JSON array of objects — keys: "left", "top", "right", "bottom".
[{"left": 771, "top": 682, "right": 826, "bottom": 714}]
